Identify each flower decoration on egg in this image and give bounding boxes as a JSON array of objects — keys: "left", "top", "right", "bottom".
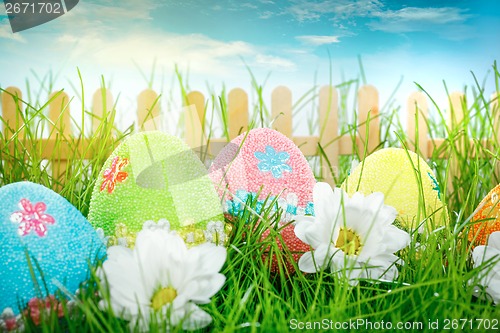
[
  {"left": 98, "top": 228, "right": 227, "bottom": 331},
  {"left": 203, "top": 221, "right": 228, "bottom": 246},
  {"left": 295, "top": 182, "right": 410, "bottom": 285},
  {"left": 472, "top": 231, "right": 500, "bottom": 304},
  {"left": 100, "top": 156, "right": 129, "bottom": 194},
  {"left": 10, "top": 198, "right": 55, "bottom": 237},
  {"left": 24, "top": 296, "right": 70, "bottom": 326},
  {"left": 254, "top": 145, "right": 292, "bottom": 179},
  {"left": 0, "top": 308, "right": 22, "bottom": 332}
]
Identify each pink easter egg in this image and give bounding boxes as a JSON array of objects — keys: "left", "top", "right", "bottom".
[{"left": 209, "top": 128, "right": 316, "bottom": 272}]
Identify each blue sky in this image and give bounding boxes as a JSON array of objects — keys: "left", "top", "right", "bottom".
[{"left": 0, "top": 0, "right": 499, "bottom": 132}]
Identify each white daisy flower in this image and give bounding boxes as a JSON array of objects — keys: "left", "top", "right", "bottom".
[
  {"left": 98, "top": 228, "right": 227, "bottom": 331},
  {"left": 295, "top": 182, "right": 410, "bottom": 285},
  {"left": 472, "top": 231, "right": 500, "bottom": 304}
]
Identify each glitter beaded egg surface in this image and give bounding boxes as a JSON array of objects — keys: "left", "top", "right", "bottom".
[
  {"left": 342, "top": 148, "right": 448, "bottom": 231},
  {"left": 0, "top": 182, "right": 105, "bottom": 315},
  {"left": 88, "top": 131, "right": 226, "bottom": 247},
  {"left": 469, "top": 184, "right": 500, "bottom": 246},
  {"left": 209, "top": 128, "right": 316, "bottom": 271}
]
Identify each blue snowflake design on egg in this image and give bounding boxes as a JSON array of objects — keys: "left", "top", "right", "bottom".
[{"left": 254, "top": 145, "right": 292, "bottom": 179}]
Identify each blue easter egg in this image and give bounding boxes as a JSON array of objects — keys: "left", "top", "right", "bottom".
[{"left": 0, "top": 182, "right": 105, "bottom": 315}]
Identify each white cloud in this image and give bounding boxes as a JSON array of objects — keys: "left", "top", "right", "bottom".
[
  {"left": 368, "top": 7, "right": 471, "bottom": 33},
  {"left": 241, "top": 3, "right": 258, "bottom": 10},
  {"left": 0, "top": 19, "right": 26, "bottom": 42},
  {"left": 296, "top": 35, "right": 340, "bottom": 46},
  {"left": 287, "top": 0, "right": 383, "bottom": 22},
  {"left": 259, "top": 10, "right": 274, "bottom": 19},
  {"left": 41, "top": 1, "right": 298, "bottom": 75},
  {"left": 255, "top": 54, "right": 296, "bottom": 71},
  {"left": 54, "top": 30, "right": 256, "bottom": 76},
  {"left": 285, "top": 1, "right": 472, "bottom": 39}
]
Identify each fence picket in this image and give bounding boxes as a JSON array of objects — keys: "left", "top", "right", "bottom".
[
  {"left": 1, "top": 87, "right": 24, "bottom": 139},
  {"left": 137, "top": 89, "right": 160, "bottom": 131},
  {"left": 48, "top": 91, "right": 72, "bottom": 185},
  {"left": 446, "top": 92, "right": 466, "bottom": 193},
  {"left": 187, "top": 91, "right": 206, "bottom": 132},
  {"left": 318, "top": 85, "right": 338, "bottom": 186},
  {"left": 448, "top": 92, "right": 465, "bottom": 127},
  {"left": 228, "top": 88, "right": 248, "bottom": 139},
  {"left": 185, "top": 91, "right": 208, "bottom": 156},
  {"left": 357, "top": 85, "right": 380, "bottom": 158},
  {"left": 92, "top": 88, "right": 114, "bottom": 133},
  {"left": 407, "top": 91, "right": 429, "bottom": 157},
  {"left": 271, "top": 86, "right": 292, "bottom": 138}
]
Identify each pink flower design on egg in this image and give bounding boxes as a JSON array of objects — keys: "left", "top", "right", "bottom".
[
  {"left": 10, "top": 198, "right": 55, "bottom": 237},
  {"left": 24, "top": 296, "right": 66, "bottom": 326}
]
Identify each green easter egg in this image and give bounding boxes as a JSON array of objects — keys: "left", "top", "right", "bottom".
[
  {"left": 342, "top": 148, "right": 448, "bottom": 231},
  {"left": 88, "top": 131, "right": 227, "bottom": 247}
]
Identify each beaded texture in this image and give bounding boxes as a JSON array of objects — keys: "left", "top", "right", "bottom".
[
  {"left": 342, "top": 148, "right": 449, "bottom": 231},
  {"left": 0, "top": 182, "right": 105, "bottom": 316},
  {"left": 88, "top": 131, "right": 225, "bottom": 247},
  {"left": 209, "top": 128, "right": 316, "bottom": 272},
  {"left": 469, "top": 184, "right": 500, "bottom": 246}
]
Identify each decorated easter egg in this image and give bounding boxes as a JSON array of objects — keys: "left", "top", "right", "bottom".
[
  {"left": 209, "top": 128, "right": 316, "bottom": 272},
  {"left": 342, "top": 148, "right": 448, "bottom": 231},
  {"left": 0, "top": 181, "right": 105, "bottom": 316},
  {"left": 469, "top": 184, "right": 500, "bottom": 245},
  {"left": 88, "top": 131, "right": 226, "bottom": 247}
]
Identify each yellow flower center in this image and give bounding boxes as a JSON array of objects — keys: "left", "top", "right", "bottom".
[
  {"left": 335, "top": 227, "right": 363, "bottom": 255},
  {"left": 151, "top": 287, "right": 177, "bottom": 310}
]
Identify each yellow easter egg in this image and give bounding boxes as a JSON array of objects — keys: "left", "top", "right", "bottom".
[{"left": 342, "top": 148, "right": 448, "bottom": 231}]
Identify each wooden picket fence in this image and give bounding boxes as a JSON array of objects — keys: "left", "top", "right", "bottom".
[{"left": 1, "top": 85, "right": 499, "bottom": 187}]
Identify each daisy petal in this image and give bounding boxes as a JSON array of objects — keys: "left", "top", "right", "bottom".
[
  {"left": 294, "top": 217, "right": 315, "bottom": 243},
  {"left": 488, "top": 231, "right": 500, "bottom": 250},
  {"left": 189, "top": 244, "right": 227, "bottom": 274},
  {"left": 298, "top": 251, "right": 318, "bottom": 273},
  {"left": 381, "top": 225, "right": 411, "bottom": 253},
  {"left": 183, "top": 273, "right": 226, "bottom": 304},
  {"left": 182, "top": 303, "right": 212, "bottom": 331},
  {"left": 313, "top": 183, "right": 336, "bottom": 220},
  {"left": 473, "top": 245, "right": 500, "bottom": 267}
]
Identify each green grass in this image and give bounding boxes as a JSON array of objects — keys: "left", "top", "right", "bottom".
[{"left": 1, "top": 61, "right": 500, "bottom": 332}]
